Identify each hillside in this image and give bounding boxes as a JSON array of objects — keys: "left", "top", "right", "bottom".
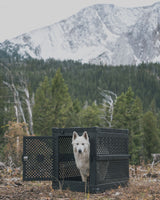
[
  {"left": 1, "top": 59, "right": 160, "bottom": 110},
  {"left": 0, "top": 3, "right": 160, "bottom": 65}
]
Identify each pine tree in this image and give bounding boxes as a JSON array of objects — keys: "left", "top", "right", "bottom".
[
  {"left": 33, "top": 69, "right": 73, "bottom": 135},
  {"left": 33, "top": 76, "right": 52, "bottom": 135},
  {"left": 66, "top": 98, "right": 82, "bottom": 127},
  {"left": 112, "top": 87, "right": 143, "bottom": 164},
  {"left": 80, "top": 102, "right": 102, "bottom": 127},
  {"left": 142, "top": 111, "right": 160, "bottom": 162},
  {"left": 51, "top": 69, "right": 73, "bottom": 128},
  {"left": 112, "top": 92, "right": 126, "bottom": 128},
  {"left": 130, "top": 97, "right": 143, "bottom": 164}
]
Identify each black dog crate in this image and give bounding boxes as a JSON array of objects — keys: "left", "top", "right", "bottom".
[{"left": 22, "top": 127, "right": 129, "bottom": 193}]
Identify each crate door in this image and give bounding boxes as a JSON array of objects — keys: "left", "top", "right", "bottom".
[{"left": 22, "top": 136, "right": 54, "bottom": 181}]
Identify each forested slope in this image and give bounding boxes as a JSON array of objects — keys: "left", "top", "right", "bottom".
[
  {"left": 1, "top": 58, "right": 160, "bottom": 110},
  {"left": 1, "top": 58, "right": 160, "bottom": 164}
]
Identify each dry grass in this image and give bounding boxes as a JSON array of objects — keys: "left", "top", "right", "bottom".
[{"left": 0, "top": 163, "right": 160, "bottom": 199}]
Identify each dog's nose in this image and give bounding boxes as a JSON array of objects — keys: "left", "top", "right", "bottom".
[{"left": 78, "top": 149, "right": 82, "bottom": 154}]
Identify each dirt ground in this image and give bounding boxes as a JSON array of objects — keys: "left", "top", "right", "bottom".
[{"left": 0, "top": 164, "right": 160, "bottom": 200}]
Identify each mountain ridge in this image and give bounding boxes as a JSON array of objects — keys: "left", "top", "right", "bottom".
[{"left": 1, "top": 2, "right": 160, "bottom": 66}]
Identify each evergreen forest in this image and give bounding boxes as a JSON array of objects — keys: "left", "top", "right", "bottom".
[{"left": 1, "top": 57, "right": 160, "bottom": 165}]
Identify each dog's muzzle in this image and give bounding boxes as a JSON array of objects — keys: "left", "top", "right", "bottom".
[{"left": 78, "top": 149, "right": 82, "bottom": 154}]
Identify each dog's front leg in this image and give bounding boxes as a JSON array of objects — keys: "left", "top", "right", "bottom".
[{"left": 80, "top": 170, "right": 86, "bottom": 182}]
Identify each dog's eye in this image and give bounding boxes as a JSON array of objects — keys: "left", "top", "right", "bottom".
[
  {"left": 76, "top": 143, "right": 79, "bottom": 145},
  {"left": 82, "top": 143, "right": 84, "bottom": 145}
]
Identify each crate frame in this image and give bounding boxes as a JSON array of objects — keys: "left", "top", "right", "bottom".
[
  {"left": 52, "top": 127, "right": 129, "bottom": 193},
  {"left": 22, "top": 127, "right": 129, "bottom": 193}
]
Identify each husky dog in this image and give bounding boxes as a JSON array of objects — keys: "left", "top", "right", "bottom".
[{"left": 72, "top": 131, "right": 90, "bottom": 182}]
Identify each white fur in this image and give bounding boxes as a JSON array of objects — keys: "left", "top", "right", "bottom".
[{"left": 72, "top": 131, "right": 90, "bottom": 182}]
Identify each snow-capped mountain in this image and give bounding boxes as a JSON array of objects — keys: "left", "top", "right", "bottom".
[{"left": 1, "top": 3, "right": 160, "bottom": 66}]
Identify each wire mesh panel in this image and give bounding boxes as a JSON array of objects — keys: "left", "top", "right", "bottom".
[
  {"left": 23, "top": 136, "right": 54, "bottom": 181},
  {"left": 95, "top": 128, "right": 129, "bottom": 190},
  {"left": 96, "top": 159, "right": 129, "bottom": 185},
  {"left": 58, "top": 136, "right": 80, "bottom": 180},
  {"left": 96, "top": 129, "right": 128, "bottom": 155}
]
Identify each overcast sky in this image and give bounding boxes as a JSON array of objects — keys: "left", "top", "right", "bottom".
[{"left": 0, "top": 0, "right": 159, "bottom": 42}]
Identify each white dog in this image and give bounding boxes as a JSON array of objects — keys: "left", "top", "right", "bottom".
[{"left": 72, "top": 131, "right": 90, "bottom": 182}]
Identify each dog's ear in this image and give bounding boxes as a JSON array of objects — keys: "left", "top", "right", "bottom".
[
  {"left": 83, "top": 131, "right": 89, "bottom": 141},
  {"left": 72, "top": 131, "right": 78, "bottom": 141}
]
